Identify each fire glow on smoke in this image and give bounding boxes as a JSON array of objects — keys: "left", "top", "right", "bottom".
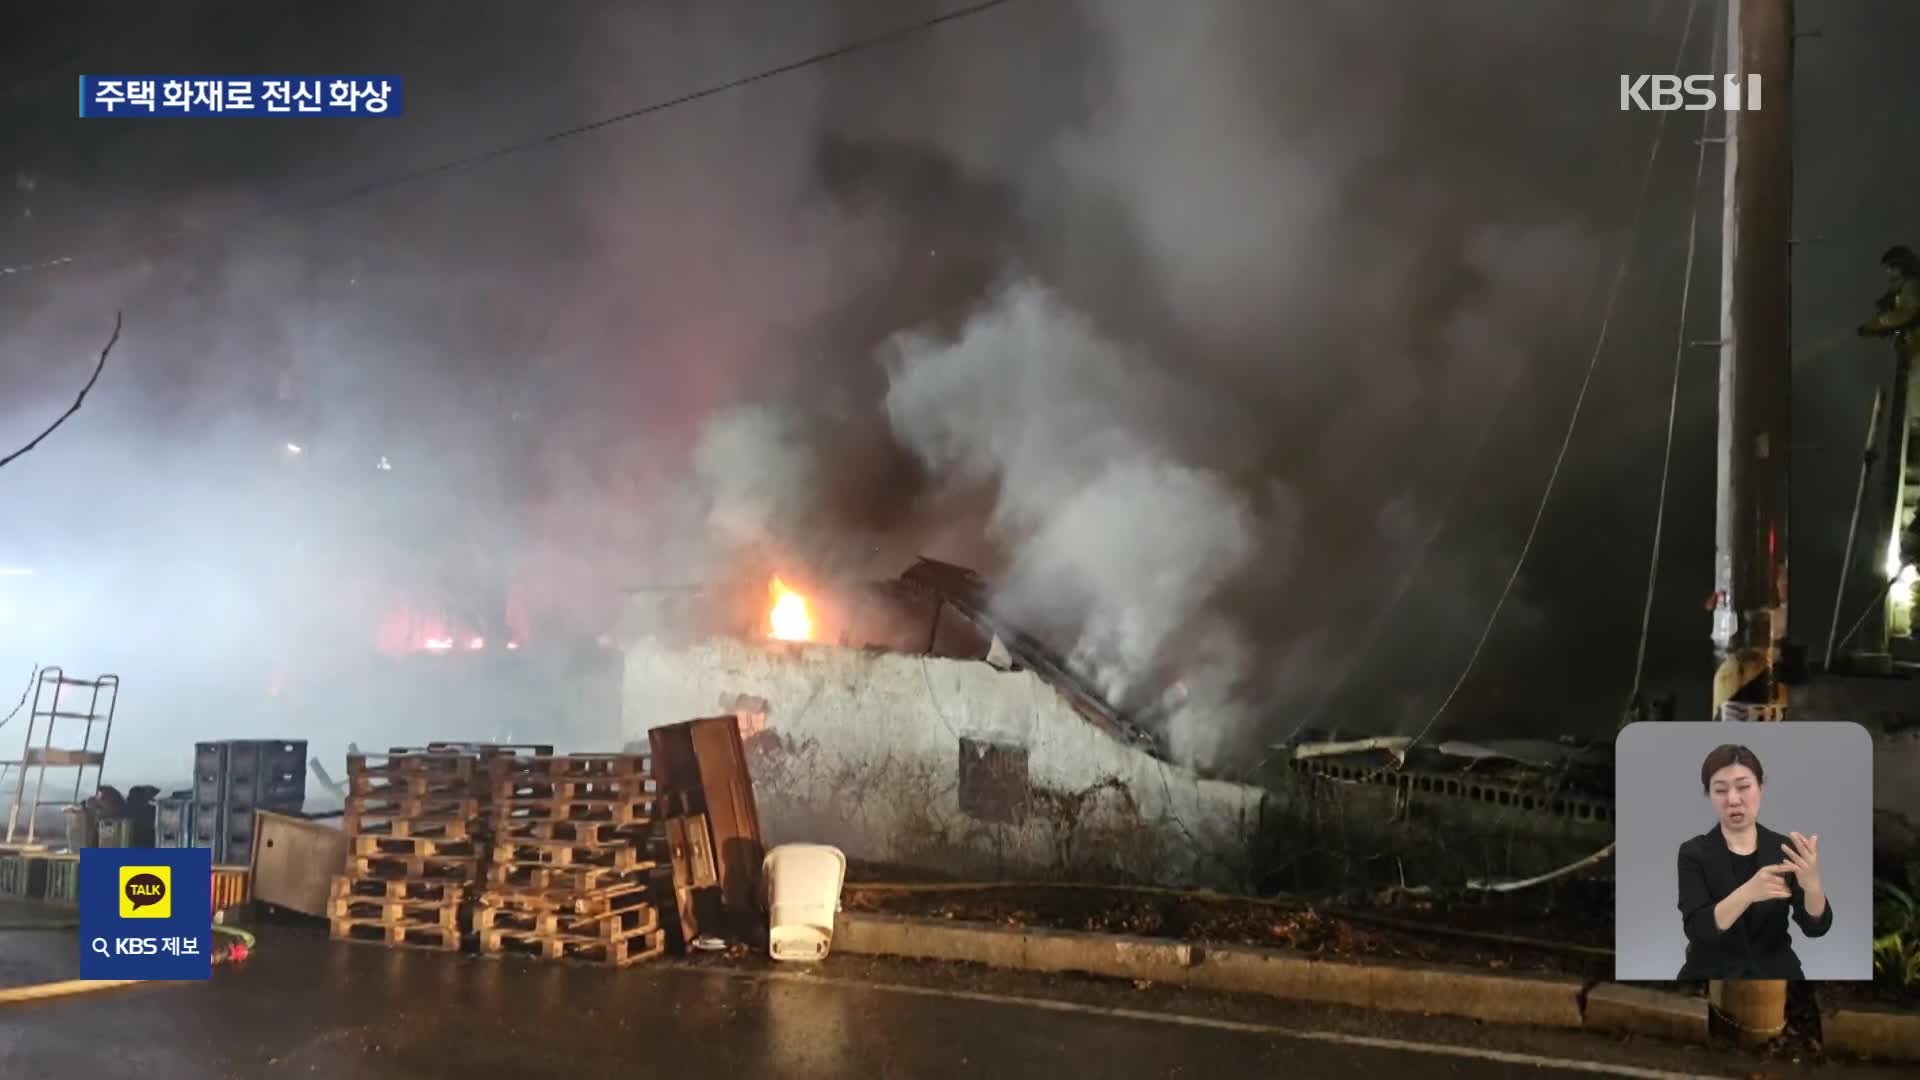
[{"left": 768, "top": 576, "right": 812, "bottom": 642}]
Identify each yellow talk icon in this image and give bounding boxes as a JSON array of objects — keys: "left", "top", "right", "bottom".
[{"left": 119, "top": 865, "right": 171, "bottom": 919}]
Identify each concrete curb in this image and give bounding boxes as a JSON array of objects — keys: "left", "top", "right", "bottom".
[
  {"left": 1823, "top": 1005, "right": 1920, "bottom": 1063},
  {"left": 1583, "top": 983, "right": 1709, "bottom": 1045},
  {"left": 835, "top": 912, "right": 1589, "bottom": 1030},
  {"left": 838, "top": 913, "right": 1920, "bottom": 1059}
]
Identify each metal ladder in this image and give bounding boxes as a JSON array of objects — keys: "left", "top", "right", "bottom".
[{"left": 2, "top": 667, "right": 119, "bottom": 847}]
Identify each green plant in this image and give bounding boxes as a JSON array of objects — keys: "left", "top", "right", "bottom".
[{"left": 1873, "top": 879, "right": 1920, "bottom": 987}]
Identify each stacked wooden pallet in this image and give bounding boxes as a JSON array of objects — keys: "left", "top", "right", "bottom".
[
  {"left": 477, "top": 752, "right": 665, "bottom": 966},
  {"left": 329, "top": 750, "right": 494, "bottom": 951}
]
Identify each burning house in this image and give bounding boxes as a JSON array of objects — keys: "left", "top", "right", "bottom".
[
  {"left": 618, "top": 558, "right": 1616, "bottom": 892},
  {"left": 619, "top": 559, "right": 1266, "bottom": 889}
]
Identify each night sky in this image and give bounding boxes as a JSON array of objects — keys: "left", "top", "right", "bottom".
[{"left": 0, "top": 1, "right": 1915, "bottom": 777}]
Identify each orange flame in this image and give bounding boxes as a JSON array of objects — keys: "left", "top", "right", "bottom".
[{"left": 769, "top": 576, "right": 812, "bottom": 641}]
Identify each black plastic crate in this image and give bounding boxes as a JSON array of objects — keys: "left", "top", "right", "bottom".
[
  {"left": 220, "top": 786, "right": 304, "bottom": 824},
  {"left": 193, "top": 741, "right": 231, "bottom": 782},
  {"left": 224, "top": 740, "right": 306, "bottom": 783},
  {"left": 191, "top": 796, "right": 224, "bottom": 847},
  {"left": 155, "top": 795, "right": 194, "bottom": 847},
  {"left": 193, "top": 739, "right": 308, "bottom": 812},
  {"left": 213, "top": 801, "right": 295, "bottom": 865},
  {"left": 192, "top": 747, "right": 226, "bottom": 807},
  {"left": 222, "top": 774, "right": 306, "bottom": 808},
  {"left": 195, "top": 738, "right": 306, "bottom": 776}
]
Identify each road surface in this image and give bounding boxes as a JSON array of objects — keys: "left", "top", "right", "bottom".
[{"left": 0, "top": 922, "right": 1905, "bottom": 1079}]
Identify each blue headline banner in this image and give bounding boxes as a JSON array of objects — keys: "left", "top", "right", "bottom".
[
  {"left": 79, "top": 76, "right": 402, "bottom": 117},
  {"left": 78, "top": 848, "right": 213, "bottom": 980}
]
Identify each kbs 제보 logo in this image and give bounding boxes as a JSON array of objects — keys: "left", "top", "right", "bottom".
[{"left": 119, "top": 865, "right": 171, "bottom": 918}]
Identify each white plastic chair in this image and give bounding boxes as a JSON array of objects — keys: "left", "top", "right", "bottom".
[{"left": 762, "top": 843, "right": 846, "bottom": 962}]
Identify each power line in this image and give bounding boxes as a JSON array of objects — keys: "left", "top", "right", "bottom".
[
  {"left": 1235, "top": 0, "right": 1693, "bottom": 783},
  {"left": 0, "top": 0, "right": 1021, "bottom": 285},
  {"left": 1629, "top": 18, "right": 1722, "bottom": 703},
  {"left": 0, "top": 311, "right": 121, "bottom": 473},
  {"left": 1399, "top": 0, "right": 1704, "bottom": 758},
  {"left": 1273, "top": 0, "right": 1688, "bottom": 755},
  {"left": 309, "top": 0, "right": 1019, "bottom": 214}
]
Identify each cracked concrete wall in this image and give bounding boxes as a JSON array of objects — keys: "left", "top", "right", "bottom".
[{"left": 620, "top": 635, "right": 1267, "bottom": 890}]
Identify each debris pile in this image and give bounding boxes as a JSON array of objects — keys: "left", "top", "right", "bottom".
[
  {"left": 475, "top": 752, "right": 666, "bottom": 967},
  {"left": 328, "top": 745, "right": 538, "bottom": 950}
]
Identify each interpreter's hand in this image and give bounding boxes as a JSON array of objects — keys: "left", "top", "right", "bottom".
[
  {"left": 1780, "top": 831, "right": 1821, "bottom": 892},
  {"left": 1741, "top": 862, "right": 1795, "bottom": 903}
]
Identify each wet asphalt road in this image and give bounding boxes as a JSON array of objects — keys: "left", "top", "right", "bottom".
[{"left": 0, "top": 924, "right": 1909, "bottom": 1080}]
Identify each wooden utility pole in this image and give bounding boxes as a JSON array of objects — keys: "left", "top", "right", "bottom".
[{"left": 1709, "top": 0, "right": 1793, "bottom": 1046}]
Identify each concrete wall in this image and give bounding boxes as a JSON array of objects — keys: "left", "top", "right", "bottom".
[
  {"left": 621, "top": 635, "right": 1267, "bottom": 890},
  {"left": 1788, "top": 677, "right": 1920, "bottom": 855}
]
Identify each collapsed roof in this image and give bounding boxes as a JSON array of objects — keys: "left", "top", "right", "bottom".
[{"left": 898, "top": 558, "right": 1164, "bottom": 755}]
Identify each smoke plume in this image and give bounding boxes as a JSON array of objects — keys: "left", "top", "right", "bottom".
[{"left": 0, "top": 0, "right": 1723, "bottom": 782}]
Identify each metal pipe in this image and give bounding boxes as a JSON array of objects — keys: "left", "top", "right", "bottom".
[{"left": 1825, "top": 387, "right": 1884, "bottom": 669}]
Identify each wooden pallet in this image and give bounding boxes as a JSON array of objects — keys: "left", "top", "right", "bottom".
[
  {"left": 494, "top": 818, "right": 654, "bottom": 845},
  {"left": 344, "top": 793, "right": 484, "bottom": 820},
  {"left": 347, "top": 751, "right": 483, "bottom": 778},
  {"left": 495, "top": 795, "right": 656, "bottom": 825},
  {"left": 493, "top": 776, "right": 652, "bottom": 802},
  {"left": 329, "top": 917, "right": 465, "bottom": 951},
  {"left": 331, "top": 875, "right": 466, "bottom": 903},
  {"left": 485, "top": 862, "right": 660, "bottom": 892},
  {"left": 348, "top": 772, "right": 486, "bottom": 798},
  {"left": 353, "top": 833, "right": 481, "bottom": 858},
  {"left": 327, "top": 895, "right": 464, "bottom": 927},
  {"left": 476, "top": 879, "right": 650, "bottom": 916},
  {"left": 347, "top": 853, "right": 482, "bottom": 883},
  {"left": 490, "top": 753, "right": 650, "bottom": 780},
  {"left": 480, "top": 927, "right": 666, "bottom": 967},
  {"left": 491, "top": 839, "right": 643, "bottom": 870},
  {"left": 474, "top": 899, "right": 655, "bottom": 940},
  {"left": 343, "top": 812, "right": 485, "bottom": 840},
  {"left": 388, "top": 742, "right": 554, "bottom": 759}
]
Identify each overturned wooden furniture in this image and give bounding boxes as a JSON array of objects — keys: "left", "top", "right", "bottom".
[
  {"left": 475, "top": 752, "right": 665, "bottom": 966},
  {"left": 649, "top": 715, "right": 765, "bottom": 944}
]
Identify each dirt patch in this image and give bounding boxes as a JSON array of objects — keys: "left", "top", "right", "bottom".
[{"left": 842, "top": 883, "right": 1611, "bottom": 980}]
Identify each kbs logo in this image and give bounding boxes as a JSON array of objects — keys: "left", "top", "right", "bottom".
[
  {"left": 1619, "top": 73, "right": 1763, "bottom": 111},
  {"left": 119, "top": 865, "right": 171, "bottom": 919}
]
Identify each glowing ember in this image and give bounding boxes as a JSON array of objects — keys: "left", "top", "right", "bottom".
[{"left": 769, "top": 576, "right": 812, "bottom": 642}]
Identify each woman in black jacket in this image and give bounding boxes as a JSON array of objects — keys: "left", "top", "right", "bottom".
[{"left": 1676, "top": 744, "right": 1832, "bottom": 980}]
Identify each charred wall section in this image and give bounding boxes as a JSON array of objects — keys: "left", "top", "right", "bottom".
[{"left": 618, "top": 632, "right": 1264, "bottom": 890}]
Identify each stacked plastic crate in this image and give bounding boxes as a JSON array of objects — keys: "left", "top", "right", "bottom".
[
  {"left": 191, "top": 740, "right": 307, "bottom": 865},
  {"left": 154, "top": 791, "right": 195, "bottom": 848}
]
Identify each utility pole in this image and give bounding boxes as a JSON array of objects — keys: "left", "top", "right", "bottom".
[
  {"left": 1709, "top": 0, "right": 1793, "bottom": 1046},
  {"left": 1710, "top": 0, "right": 1794, "bottom": 726}
]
